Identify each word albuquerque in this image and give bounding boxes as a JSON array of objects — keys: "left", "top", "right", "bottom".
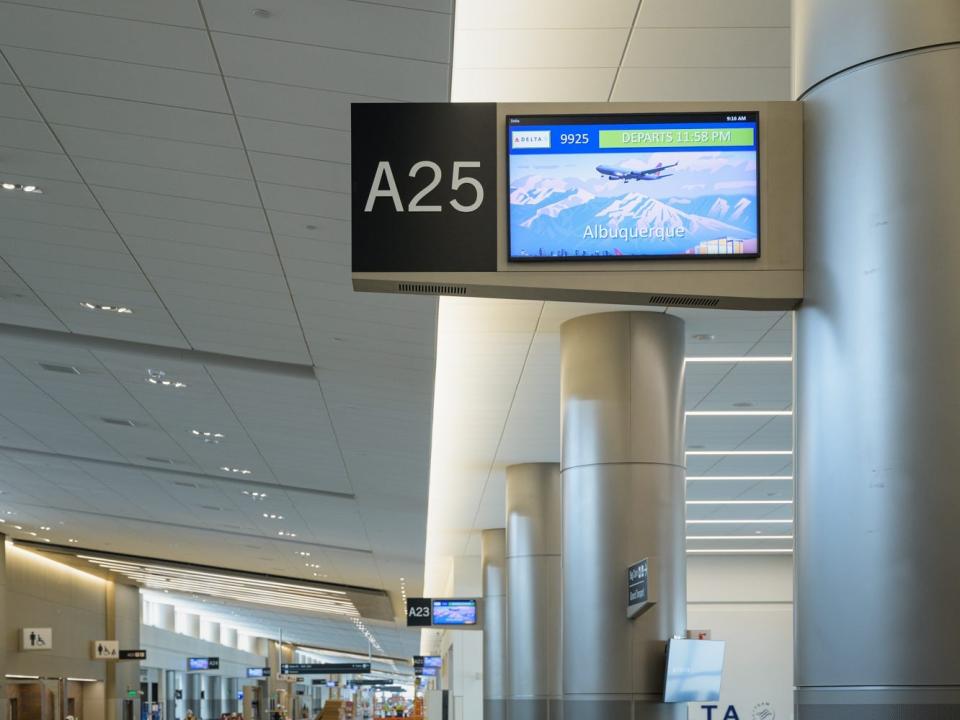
[{"left": 583, "top": 225, "right": 686, "bottom": 240}]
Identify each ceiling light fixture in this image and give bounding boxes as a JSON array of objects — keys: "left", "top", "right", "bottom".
[
  {"left": 297, "top": 551, "right": 311, "bottom": 557},
  {"left": 686, "top": 410, "right": 792, "bottom": 417},
  {"left": 262, "top": 513, "right": 284, "bottom": 520},
  {"left": 685, "top": 450, "right": 793, "bottom": 456},
  {"left": 39, "top": 526, "right": 51, "bottom": 531},
  {"left": 686, "top": 475, "right": 794, "bottom": 481},
  {"left": 146, "top": 369, "right": 186, "bottom": 389},
  {"left": 686, "top": 500, "right": 793, "bottom": 505},
  {"left": 221, "top": 467, "right": 252, "bottom": 475},
  {"left": 687, "top": 535, "right": 794, "bottom": 540},
  {"left": 242, "top": 490, "right": 267, "bottom": 499},
  {"left": 1, "top": 182, "right": 43, "bottom": 194},
  {"left": 191, "top": 429, "right": 225, "bottom": 443},
  {"left": 68, "top": 538, "right": 79, "bottom": 543},
  {"left": 277, "top": 531, "right": 297, "bottom": 538},
  {"left": 687, "top": 519, "right": 793, "bottom": 524},
  {"left": 81, "top": 302, "right": 132, "bottom": 314},
  {"left": 685, "top": 356, "right": 792, "bottom": 363},
  {"left": 691, "top": 334, "right": 715, "bottom": 341}
]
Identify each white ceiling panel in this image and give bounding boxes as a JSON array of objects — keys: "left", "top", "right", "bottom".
[
  {"left": 456, "top": 0, "right": 638, "bottom": 30},
  {"left": 203, "top": 0, "right": 452, "bottom": 63},
  {"left": 0, "top": 3, "right": 218, "bottom": 72},
  {"left": 212, "top": 32, "right": 449, "bottom": 101},
  {"left": 52, "top": 125, "right": 253, "bottom": 178},
  {"left": 636, "top": 0, "right": 790, "bottom": 28},
  {"left": 4, "top": 47, "right": 232, "bottom": 112},
  {"left": 451, "top": 68, "right": 617, "bottom": 102},
  {"left": 237, "top": 117, "right": 351, "bottom": 164},
  {"left": 612, "top": 67, "right": 791, "bottom": 101},
  {"left": 0, "top": 146, "right": 83, "bottom": 182},
  {"left": 455, "top": 29, "right": 630, "bottom": 68},
  {"left": 226, "top": 78, "right": 379, "bottom": 129},
  {"left": 248, "top": 153, "right": 349, "bottom": 194},
  {"left": 3, "top": 0, "right": 206, "bottom": 27},
  {"left": 0, "top": 116, "right": 60, "bottom": 153},
  {"left": 623, "top": 28, "right": 790, "bottom": 68},
  {"left": 0, "top": 82, "right": 41, "bottom": 120},
  {"left": 30, "top": 90, "right": 243, "bottom": 146}
]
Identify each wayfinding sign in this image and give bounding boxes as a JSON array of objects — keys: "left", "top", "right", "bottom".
[
  {"left": 406, "top": 598, "right": 480, "bottom": 627},
  {"left": 352, "top": 103, "right": 498, "bottom": 273},
  {"left": 406, "top": 597, "right": 433, "bottom": 627},
  {"left": 627, "top": 558, "right": 654, "bottom": 619},
  {"left": 280, "top": 663, "right": 371, "bottom": 675}
]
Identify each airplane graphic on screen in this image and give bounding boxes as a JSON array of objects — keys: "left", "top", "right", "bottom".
[{"left": 596, "top": 161, "right": 678, "bottom": 182}]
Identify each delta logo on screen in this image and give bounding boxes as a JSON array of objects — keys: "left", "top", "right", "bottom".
[{"left": 511, "top": 130, "right": 551, "bottom": 150}]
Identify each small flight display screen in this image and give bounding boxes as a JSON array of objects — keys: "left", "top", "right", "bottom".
[
  {"left": 431, "top": 599, "right": 478, "bottom": 626},
  {"left": 507, "top": 112, "right": 759, "bottom": 261}
]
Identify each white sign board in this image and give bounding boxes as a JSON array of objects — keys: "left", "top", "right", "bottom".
[
  {"left": 21, "top": 627, "right": 53, "bottom": 651},
  {"left": 92, "top": 640, "right": 120, "bottom": 659}
]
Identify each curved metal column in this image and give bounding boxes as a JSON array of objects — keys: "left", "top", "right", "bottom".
[
  {"left": 560, "top": 312, "right": 686, "bottom": 720},
  {"left": 794, "top": 1, "right": 960, "bottom": 715},
  {"left": 506, "top": 463, "right": 562, "bottom": 720},
  {"left": 482, "top": 529, "right": 508, "bottom": 720}
]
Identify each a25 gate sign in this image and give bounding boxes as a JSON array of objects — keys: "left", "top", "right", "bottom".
[{"left": 351, "top": 103, "right": 498, "bottom": 273}]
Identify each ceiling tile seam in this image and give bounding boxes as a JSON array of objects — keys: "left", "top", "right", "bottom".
[
  {"left": 0, "top": 443, "right": 356, "bottom": 500},
  {"left": 0, "top": 255, "right": 70, "bottom": 330},
  {"left": 460, "top": 301, "right": 546, "bottom": 558},
  {"left": 340, "top": 0, "right": 452, "bottom": 17},
  {"left": 68, "top": 153, "right": 255, "bottom": 183},
  {"left": 0, "top": 0, "right": 206, "bottom": 30},
  {"left": 0, "top": 42, "right": 224, "bottom": 78},
  {"left": 0, "top": 353, "right": 163, "bottom": 476},
  {"left": 3, "top": 233, "right": 275, "bottom": 261},
  {"left": 13, "top": 86, "right": 235, "bottom": 119},
  {"left": 607, "top": 0, "right": 644, "bottom": 102},
  {"left": 0, "top": 48, "right": 195, "bottom": 348},
  {"left": 80, "top": 183, "right": 285, "bottom": 212},
  {"left": 0, "top": 192, "right": 112, "bottom": 212},
  {"left": 210, "top": 30, "right": 450, "bottom": 66},
  {"left": 221, "top": 73, "right": 416, "bottom": 104},
  {"left": 83, "top": 349, "right": 243, "bottom": 508},
  {"left": 196, "top": 0, "right": 338, "bottom": 370},
  {"left": 13, "top": 507, "right": 375, "bottom": 556},
  {"left": 234, "top": 148, "right": 351, "bottom": 169},
  {"left": 0, "top": 451, "right": 100, "bottom": 518},
  {"left": 49, "top": 122, "right": 244, "bottom": 151}
]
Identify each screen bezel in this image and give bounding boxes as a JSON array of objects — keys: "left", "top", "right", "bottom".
[{"left": 505, "top": 111, "right": 761, "bottom": 263}]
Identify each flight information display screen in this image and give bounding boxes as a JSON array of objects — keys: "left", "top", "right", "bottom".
[
  {"left": 431, "top": 599, "right": 478, "bottom": 625},
  {"left": 507, "top": 112, "right": 759, "bottom": 260}
]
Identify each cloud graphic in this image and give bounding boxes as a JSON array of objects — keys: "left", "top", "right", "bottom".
[{"left": 713, "top": 180, "right": 756, "bottom": 191}]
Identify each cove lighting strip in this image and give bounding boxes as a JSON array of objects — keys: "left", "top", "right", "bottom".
[
  {"left": 687, "top": 548, "right": 793, "bottom": 554},
  {"left": 686, "top": 410, "right": 792, "bottom": 417},
  {"left": 686, "top": 500, "right": 792, "bottom": 505},
  {"left": 685, "top": 450, "right": 792, "bottom": 456},
  {"left": 686, "top": 476, "right": 793, "bottom": 481},
  {"left": 687, "top": 519, "right": 792, "bottom": 524},
  {"left": 79, "top": 556, "right": 359, "bottom": 618},
  {"left": 686, "top": 535, "right": 794, "bottom": 541},
  {"left": 685, "top": 356, "right": 792, "bottom": 363}
]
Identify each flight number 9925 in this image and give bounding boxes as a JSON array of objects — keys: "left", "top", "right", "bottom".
[{"left": 363, "top": 160, "right": 484, "bottom": 213}]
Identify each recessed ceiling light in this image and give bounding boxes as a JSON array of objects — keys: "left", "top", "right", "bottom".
[
  {"left": 242, "top": 490, "right": 267, "bottom": 499},
  {"left": 68, "top": 538, "right": 79, "bottom": 543},
  {"left": 101, "top": 417, "right": 138, "bottom": 427},
  {"left": 685, "top": 356, "right": 792, "bottom": 363},
  {"left": 1, "top": 182, "right": 43, "bottom": 194},
  {"left": 222, "top": 466, "right": 252, "bottom": 475},
  {"left": 691, "top": 333, "right": 715, "bottom": 341},
  {"left": 253, "top": 8, "right": 272, "bottom": 17},
  {"left": 81, "top": 301, "right": 132, "bottom": 314},
  {"left": 686, "top": 535, "right": 794, "bottom": 540},
  {"left": 278, "top": 531, "right": 297, "bottom": 538},
  {"left": 305, "top": 563, "right": 321, "bottom": 569},
  {"left": 146, "top": 369, "right": 186, "bottom": 388},
  {"left": 191, "top": 429, "right": 225, "bottom": 443},
  {"left": 732, "top": 402, "right": 755, "bottom": 408},
  {"left": 39, "top": 526, "right": 51, "bottom": 531},
  {"left": 297, "top": 551, "right": 311, "bottom": 557},
  {"left": 263, "top": 513, "right": 284, "bottom": 520}
]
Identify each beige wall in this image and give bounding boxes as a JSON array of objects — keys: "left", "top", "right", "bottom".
[{"left": 4, "top": 544, "right": 108, "bottom": 681}]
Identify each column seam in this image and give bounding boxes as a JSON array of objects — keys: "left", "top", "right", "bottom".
[{"left": 798, "top": 41, "right": 960, "bottom": 100}]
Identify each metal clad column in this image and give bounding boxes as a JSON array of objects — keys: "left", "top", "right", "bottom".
[
  {"left": 482, "top": 529, "right": 508, "bottom": 720},
  {"left": 560, "top": 312, "right": 686, "bottom": 720},
  {"left": 506, "top": 463, "right": 562, "bottom": 720},
  {"left": 794, "top": 0, "right": 960, "bottom": 715}
]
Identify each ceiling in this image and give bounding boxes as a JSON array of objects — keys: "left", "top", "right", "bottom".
[
  {"left": 0, "top": 0, "right": 453, "bottom": 657},
  {"left": 425, "top": 0, "right": 794, "bottom": 593}
]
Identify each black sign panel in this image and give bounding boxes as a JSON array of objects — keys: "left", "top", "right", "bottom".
[
  {"left": 281, "top": 663, "right": 370, "bottom": 676},
  {"left": 352, "top": 103, "right": 498, "bottom": 273},
  {"left": 119, "top": 649, "right": 147, "bottom": 660},
  {"left": 406, "top": 598, "right": 433, "bottom": 627},
  {"left": 175, "top": 691, "right": 183, "bottom": 700},
  {"left": 627, "top": 558, "right": 651, "bottom": 619}
]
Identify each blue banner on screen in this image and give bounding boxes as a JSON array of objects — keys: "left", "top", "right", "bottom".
[
  {"left": 507, "top": 112, "right": 759, "bottom": 260},
  {"left": 431, "top": 599, "right": 477, "bottom": 626}
]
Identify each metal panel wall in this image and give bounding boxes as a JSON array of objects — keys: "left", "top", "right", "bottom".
[{"left": 482, "top": 529, "right": 508, "bottom": 720}]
